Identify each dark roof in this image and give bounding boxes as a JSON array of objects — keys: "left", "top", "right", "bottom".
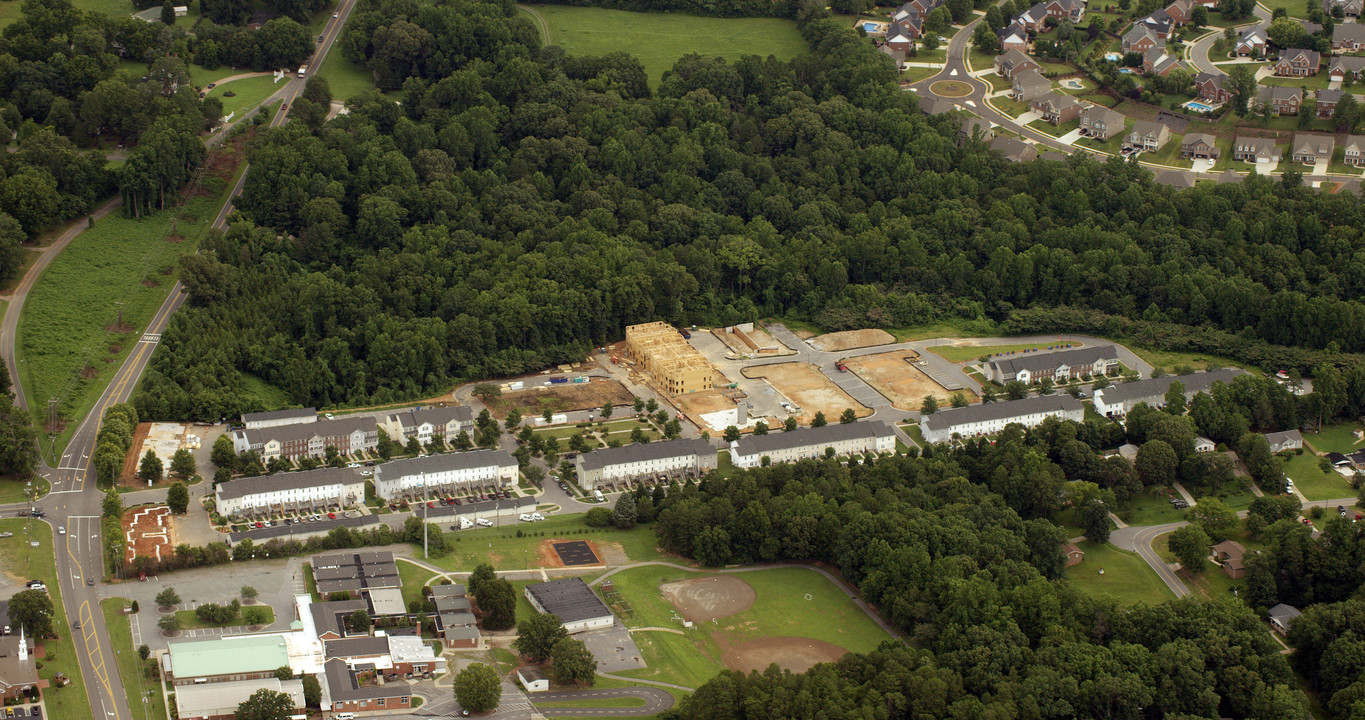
[
  {"left": 324, "top": 659, "right": 410, "bottom": 701},
  {"left": 1155, "top": 170, "right": 1196, "bottom": 188},
  {"left": 430, "top": 584, "right": 466, "bottom": 599},
  {"left": 313, "top": 551, "right": 395, "bottom": 569},
  {"left": 324, "top": 636, "right": 390, "bottom": 660},
  {"left": 579, "top": 438, "right": 715, "bottom": 472},
  {"left": 387, "top": 406, "right": 472, "bottom": 430},
  {"left": 434, "top": 597, "right": 471, "bottom": 614},
  {"left": 989, "top": 345, "right": 1118, "bottom": 377},
  {"left": 1327, "top": 452, "right": 1349, "bottom": 464},
  {"left": 732, "top": 421, "right": 894, "bottom": 458},
  {"left": 239, "top": 416, "right": 376, "bottom": 447},
  {"left": 525, "top": 578, "right": 613, "bottom": 624},
  {"left": 216, "top": 466, "right": 362, "bottom": 501},
  {"left": 376, "top": 450, "right": 515, "bottom": 481},
  {"left": 442, "top": 625, "right": 481, "bottom": 640},
  {"left": 310, "top": 599, "right": 370, "bottom": 638},
  {"left": 241, "top": 408, "right": 316, "bottom": 424},
  {"left": 922, "top": 394, "right": 1083, "bottom": 433},
  {"left": 990, "top": 135, "right": 1038, "bottom": 162},
  {"left": 437, "top": 612, "right": 478, "bottom": 630},
  {"left": 1095, "top": 369, "right": 1246, "bottom": 405}
]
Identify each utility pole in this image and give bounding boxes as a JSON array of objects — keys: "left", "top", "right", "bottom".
[
  {"left": 421, "top": 471, "right": 428, "bottom": 560},
  {"left": 113, "top": 301, "right": 125, "bottom": 330}
]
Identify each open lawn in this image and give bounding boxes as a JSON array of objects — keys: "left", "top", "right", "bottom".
[
  {"left": 317, "top": 42, "right": 379, "bottom": 101},
  {"left": 523, "top": 5, "right": 806, "bottom": 87},
  {"left": 927, "top": 340, "right": 1084, "bottom": 364},
  {"left": 537, "top": 696, "right": 648, "bottom": 709},
  {"left": 0, "top": 520, "right": 92, "bottom": 720},
  {"left": 1258, "top": 0, "right": 1311, "bottom": 19},
  {"left": 102, "top": 599, "right": 168, "bottom": 720},
  {"left": 993, "top": 96, "right": 1031, "bottom": 117},
  {"left": 1065, "top": 540, "right": 1173, "bottom": 606},
  {"left": 397, "top": 559, "right": 438, "bottom": 610},
  {"left": 968, "top": 48, "right": 996, "bottom": 72},
  {"left": 1119, "top": 341, "right": 1251, "bottom": 374},
  {"left": 1117, "top": 488, "right": 1187, "bottom": 526},
  {"left": 902, "top": 66, "right": 940, "bottom": 82},
  {"left": 174, "top": 604, "right": 276, "bottom": 630},
  {"left": 425, "top": 515, "right": 675, "bottom": 572},
  {"left": 1284, "top": 451, "right": 1354, "bottom": 501},
  {"left": 209, "top": 75, "right": 287, "bottom": 120},
  {"left": 1027, "top": 118, "right": 1081, "bottom": 138},
  {"left": 18, "top": 193, "right": 218, "bottom": 457},
  {"left": 1304, "top": 423, "right": 1365, "bottom": 455}
]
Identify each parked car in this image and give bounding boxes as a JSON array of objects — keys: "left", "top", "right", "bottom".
[
  {"left": 519, "top": 514, "right": 534, "bottom": 522},
  {"left": 530, "top": 512, "right": 545, "bottom": 521},
  {"left": 327, "top": 512, "right": 336, "bottom": 519},
  {"left": 476, "top": 518, "right": 492, "bottom": 527}
]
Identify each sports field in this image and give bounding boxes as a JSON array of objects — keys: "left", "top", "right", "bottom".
[{"left": 518, "top": 5, "right": 806, "bottom": 86}]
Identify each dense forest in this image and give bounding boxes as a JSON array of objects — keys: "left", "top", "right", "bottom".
[{"left": 133, "top": 0, "right": 1365, "bottom": 419}]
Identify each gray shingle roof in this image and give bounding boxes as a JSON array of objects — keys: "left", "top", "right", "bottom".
[
  {"left": 526, "top": 578, "right": 613, "bottom": 624},
  {"left": 1265, "top": 429, "right": 1303, "bottom": 445},
  {"left": 387, "top": 406, "right": 472, "bottom": 430},
  {"left": 579, "top": 438, "right": 714, "bottom": 472},
  {"left": 376, "top": 449, "right": 515, "bottom": 480},
  {"left": 239, "top": 416, "right": 375, "bottom": 447},
  {"left": 732, "top": 421, "right": 894, "bottom": 458},
  {"left": 989, "top": 345, "right": 1118, "bottom": 377},
  {"left": 1095, "top": 369, "right": 1246, "bottom": 405},
  {"left": 324, "top": 636, "right": 390, "bottom": 660},
  {"left": 324, "top": 658, "right": 411, "bottom": 701},
  {"left": 922, "top": 394, "right": 1082, "bottom": 433},
  {"left": 216, "top": 466, "right": 362, "bottom": 501}
]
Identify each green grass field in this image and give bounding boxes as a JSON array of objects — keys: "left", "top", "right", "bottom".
[
  {"left": 209, "top": 75, "right": 287, "bottom": 119},
  {"left": 0, "top": 520, "right": 92, "bottom": 720},
  {"left": 426, "top": 515, "right": 673, "bottom": 572},
  {"left": 173, "top": 603, "right": 275, "bottom": 630},
  {"left": 1117, "top": 488, "right": 1186, "bottom": 526},
  {"left": 1119, "top": 341, "right": 1251, "bottom": 374},
  {"left": 397, "top": 558, "right": 438, "bottom": 609},
  {"left": 101, "top": 598, "right": 168, "bottom": 720},
  {"left": 1304, "top": 423, "right": 1365, "bottom": 455},
  {"left": 18, "top": 195, "right": 216, "bottom": 457},
  {"left": 521, "top": 5, "right": 806, "bottom": 87},
  {"left": 927, "top": 340, "right": 1084, "bottom": 364},
  {"left": 1065, "top": 540, "right": 1173, "bottom": 606},
  {"left": 316, "top": 45, "right": 379, "bottom": 101},
  {"left": 1284, "top": 452, "right": 1353, "bottom": 502},
  {"left": 537, "top": 696, "right": 647, "bottom": 709}
]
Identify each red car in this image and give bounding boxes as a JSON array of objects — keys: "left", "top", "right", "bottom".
[
  {"left": 254, "top": 522, "right": 263, "bottom": 528},
  {"left": 328, "top": 512, "right": 336, "bottom": 519},
  {"left": 427, "top": 501, "right": 435, "bottom": 509}
]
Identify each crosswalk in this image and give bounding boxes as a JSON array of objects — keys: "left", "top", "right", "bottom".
[{"left": 140, "top": 333, "right": 161, "bottom": 344}]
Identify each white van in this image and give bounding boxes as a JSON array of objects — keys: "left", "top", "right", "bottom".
[
  {"left": 519, "top": 513, "right": 534, "bottom": 522},
  {"left": 476, "top": 518, "right": 493, "bottom": 527},
  {"left": 531, "top": 512, "right": 544, "bottom": 521},
  {"left": 593, "top": 490, "right": 605, "bottom": 502}
]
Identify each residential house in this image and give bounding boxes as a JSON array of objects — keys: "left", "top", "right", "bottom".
[
  {"left": 1300, "top": 19, "right": 1325, "bottom": 35},
  {"left": 379, "top": 406, "right": 472, "bottom": 447},
  {"left": 1136, "top": 10, "right": 1176, "bottom": 38},
  {"left": 1195, "top": 72, "right": 1231, "bottom": 104},
  {"left": 1235, "top": 26, "right": 1267, "bottom": 56},
  {"left": 1165, "top": 0, "right": 1195, "bottom": 23},
  {"left": 879, "top": 43, "right": 907, "bottom": 68},
  {"left": 1233, "top": 135, "right": 1279, "bottom": 162},
  {"left": 1257, "top": 85, "right": 1303, "bottom": 115},
  {"left": 1155, "top": 170, "right": 1196, "bottom": 187},
  {"left": 1181, "top": 133, "right": 1221, "bottom": 159},
  {"left": 1274, "top": 48, "right": 1320, "bottom": 77},
  {"left": 1092, "top": 369, "right": 1247, "bottom": 417},
  {"left": 575, "top": 438, "right": 717, "bottom": 489},
  {"left": 1344, "top": 135, "right": 1365, "bottom": 165},
  {"left": 990, "top": 135, "right": 1039, "bottom": 161},
  {"left": 1044, "top": 0, "right": 1086, "bottom": 22},
  {"left": 1014, "top": 2, "right": 1050, "bottom": 31},
  {"left": 241, "top": 407, "right": 316, "bottom": 430},
  {"left": 996, "top": 48, "right": 1044, "bottom": 78},
  {"left": 1144, "top": 48, "right": 1186, "bottom": 76},
  {"left": 1211, "top": 540, "right": 1246, "bottom": 579},
  {"left": 1031, "top": 92, "right": 1083, "bottom": 124},
  {"left": 999, "top": 23, "right": 1030, "bottom": 52},
  {"left": 730, "top": 422, "right": 896, "bottom": 468},
  {"left": 918, "top": 95, "right": 955, "bottom": 114},
  {"left": 215, "top": 466, "right": 365, "bottom": 518},
  {"left": 1327, "top": 0, "right": 1364, "bottom": 20},
  {"left": 1080, "top": 106, "right": 1127, "bottom": 140},
  {"left": 1122, "top": 24, "right": 1162, "bottom": 53},
  {"left": 1012, "top": 69, "right": 1053, "bottom": 100},
  {"left": 230, "top": 416, "right": 379, "bottom": 462},
  {"left": 1195, "top": 436, "right": 1216, "bottom": 452},
  {"left": 1317, "top": 88, "right": 1344, "bottom": 118},
  {"left": 1062, "top": 542, "right": 1085, "bottom": 567},
  {"left": 884, "top": 20, "right": 917, "bottom": 53},
  {"left": 921, "top": 395, "right": 1085, "bottom": 443},
  {"left": 1329, "top": 55, "right": 1365, "bottom": 81},
  {"left": 959, "top": 117, "right": 994, "bottom": 144},
  {"left": 1335, "top": 22, "right": 1365, "bottom": 50},
  {"left": 371, "top": 449, "right": 518, "bottom": 501},
  {"left": 986, "top": 345, "right": 1120, "bottom": 384},
  {"left": 1291, "top": 134, "right": 1334, "bottom": 165},
  {"left": 1269, "top": 604, "right": 1302, "bottom": 634},
  {"left": 1125, "top": 119, "right": 1171, "bottom": 152},
  {"left": 1265, "top": 429, "right": 1304, "bottom": 452}
]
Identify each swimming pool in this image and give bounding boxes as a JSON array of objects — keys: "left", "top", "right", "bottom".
[
  {"left": 1118, "top": 68, "right": 1135, "bottom": 74},
  {"left": 1185, "top": 101, "right": 1214, "bottom": 112},
  {"left": 1060, "top": 79, "right": 1085, "bottom": 89},
  {"left": 1105, "top": 52, "right": 1122, "bottom": 61},
  {"left": 863, "top": 21, "right": 880, "bottom": 31}
]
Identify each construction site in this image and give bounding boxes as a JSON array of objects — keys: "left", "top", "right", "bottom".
[{"left": 624, "top": 322, "right": 714, "bottom": 396}]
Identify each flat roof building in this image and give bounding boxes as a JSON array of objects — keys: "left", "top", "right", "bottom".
[
  {"left": 240, "top": 408, "right": 317, "bottom": 430},
  {"left": 920, "top": 395, "right": 1084, "bottom": 444},
  {"left": 575, "top": 438, "right": 716, "bottom": 490},
  {"left": 524, "top": 578, "right": 614, "bottom": 634},
  {"left": 310, "top": 552, "right": 400, "bottom": 599},
  {"left": 626, "top": 322, "right": 713, "bottom": 396},
  {"left": 373, "top": 450, "right": 518, "bottom": 500},
  {"left": 1093, "top": 369, "right": 1246, "bottom": 417},
  {"left": 215, "top": 466, "right": 365, "bottom": 518},
  {"left": 730, "top": 421, "right": 895, "bottom": 469},
  {"left": 164, "top": 635, "right": 292, "bottom": 686},
  {"left": 323, "top": 658, "right": 412, "bottom": 715},
  {"left": 176, "top": 677, "right": 305, "bottom": 720}
]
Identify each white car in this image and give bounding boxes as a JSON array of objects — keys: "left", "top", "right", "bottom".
[
  {"left": 347, "top": 463, "right": 360, "bottom": 468},
  {"left": 333, "top": 12, "right": 339, "bottom": 17},
  {"left": 57, "top": 527, "right": 65, "bottom": 535},
  {"left": 325, "top": 413, "right": 334, "bottom": 420},
  {"left": 476, "top": 518, "right": 493, "bottom": 527},
  {"left": 518, "top": 514, "right": 534, "bottom": 522},
  {"left": 531, "top": 512, "right": 544, "bottom": 521}
]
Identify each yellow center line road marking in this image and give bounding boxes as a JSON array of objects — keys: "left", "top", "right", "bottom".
[{"left": 81, "top": 601, "right": 117, "bottom": 717}]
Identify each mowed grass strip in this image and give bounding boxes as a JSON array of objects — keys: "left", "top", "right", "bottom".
[
  {"left": 209, "top": 75, "right": 287, "bottom": 119},
  {"left": 927, "top": 340, "right": 1083, "bottom": 364},
  {"left": 397, "top": 559, "right": 438, "bottom": 609},
  {"left": 101, "top": 598, "right": 169, "bottom": 720},
  {"left": 1304, "top": 423, "right": 1365, "bottom": 455},
  {"left": 173, "top": 604, "right": 276, "bottom": 630},
  {"left": 523, "top": 5, "right": 806, "bottom": 87},
  {"left": 1064, "top": 539, "right": 1173, "bottom": 606},
  {"left": 426, "top": 515, "right": 673, "bottom": 572},
  {"left": 0, "top": 519, "right": 93, "bottom": 720},
  {"left": 535, "top": 696, "right": 648, "bottom": 709}
]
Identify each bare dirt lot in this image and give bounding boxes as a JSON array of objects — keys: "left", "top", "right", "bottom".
[
  {"left": 123, "top": 505, "right": 173, "bottom": 564},
  {"left": 662, "top": 576, "right": 756, "bottom": 623},
  {"left": 743, "top": 363, "right": 871, "bottom": 423},
  {"left": 679, "top": 389, "right": 740, "bottom": 417},
  {"left": 845, "top": 350, "right": 977, "bottom": 410},
  {"left": 714, "top": 635, "right": 847, "bottom": 674},
  {"left": 808, "top": 329, "right": 895, "bottom": 352},
  {"left": 711, "top": 326, "right": 792, "bottom": 357},
  {"left": 487, "top": 379, "right": 635, "bottom": 420}
]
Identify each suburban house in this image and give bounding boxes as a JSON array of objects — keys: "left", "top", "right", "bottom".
[
  {"left": 1143, "top": 48, "right": 1186, "bottom": 76},
  {"left": 215, "top": 466, "right": 365, "bottom": 518},
  {"left": 999, "top": 23, "right": 1030, "bottom": 52},
  {"left": 379, "top": 405, "right": 472, "bottom": 447},
  {"left": 371, "top": 449, "right": 518, "bottom": 501},
  {"left": 525, "top": 578, "right": 615, "bottom": 634},
  {"left": 1344, "top": 135, "right": 1365, "bottom": 165},
  {"left": 230, "top": 416, "right": 379, "bottom": 462},
  {"left": 921, "top": 394, "right": 1085, "bottom": 443},
  {"left": 1211, "top": 540, "right": 1246, "bottom": 579},
  {"left": 1273, "top": 48, "right": 1320, "bottom": 77},
  {"left": 1329, "top": 56, "right": 1365, "bottom": 81},
  {"left": 1232, "top": 135, "right": 1280, "bottom": 162},
  {"left": 1125, "top": 119, "right": 1172, "bottom": 152},
  {"left": 1291, "top": 134, "right": 1334, "bottom": 165},
  {"left": 1154, "top": 170, "right": 1195, "bottom": 188},
  {"left": 1031, "top": 92, "right": 1083, "bottom": 124},
  {"left": 985, "top": 345, "right": 1120, "bottom": 384},
  {"left": 0, "top": 632, "right": 36, "bottom": 702},
  {"left": 959, "top": 117, "right": 994, "bottom": 145},
  {"left": 918, "top": 95, "right": 954, "bottom": 115},
  {"left": 1195, "top": 436, "right": 1216, "bottom": 452},
  {"left": 575, "top": 438, "right": 716, "bottom": 489},
  {"left": 884, "top": 20, "right": 917, "bottom": 52},
  {"left": 241, "top": 407, "right": 316, "bottom": 430},
  {"left": 1044, "top": 0, "right": 1086, "bottom": 22},
  {"left": 1135, "top": 10, "right": 1176, "bottom": 38},
  {"left": 878, "top": 43, "right": 907, "bottom": 68},
  {"left": 1092, "top": 369, "right": 1246, "bottom": 417},
  {"left": 1164, "top": 0, "right": 1194, "bottom": 23},
  {"left": 1122, "top": 24, "right": 1162, "bottom": 53},
  {"left": 1014, "top": 2, "right": 1050, "bottom": 30},
  {"left": 996, "top": 49, "right": 1044, "bottom": 78},
  {"left": 1317, "top": 88, "right": 1344, "bottom": 118},
  {"left": 1257, "top": 85, "right": 1303, "bottom": 115},
  {"left": 1195, "top": 72, "right": 1231, "bottom": 104},
  {"left": 1062, "top": 542, "right": 1085, "bottom": 567},
  {"left": 1013, "top": 69, "right": 1053, "bottom": 101},
  {"left": 1181, "top": 133, "right": 1221, "bottom": 159},
  {"left": 730, "top": 421, "right": 896, "bottom": 468},
  {"left": 1269, "top": 604, "right": 1302, "bottom": 634},
  {"left": 1334, "top": 19, "right": 1365, "bottom": 49},
  {"left": 1265, "top": 429, "right": 1304, "bottom": 452},
  {"left": 1080, "top": 106, "right": 1127, "bottom": 140},
  {"left": 1235, "top": 26, "right": 1267, "bottom": 56},
  {"left": 990, "top": 135, "right": 1038, "bottom": 162}
]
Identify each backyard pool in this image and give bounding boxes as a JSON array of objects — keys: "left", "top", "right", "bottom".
[
  {"left": 1060, "top": 78, "right": 1085, "bottom": 89},
  {"left": 1105, "top": 52, "right": 1122, "bottom": 61},
  {"left": 1118, "top": 67, "right": 1135, "bottom": 74},
  {"left": 863, "top": 21, "right": 880, "bottom": 32},
  {"left": 1184, "top": 100, "right": 1215, "bottom": 112}
]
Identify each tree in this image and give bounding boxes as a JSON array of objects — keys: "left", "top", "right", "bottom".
[
  {"left": 469, "top": 563, "right": 496, "bottom": 598},
  {"left": 513, "top": 612, "right": 568, "bottom": 663},
  {"left": 274, "top": 666, "right": 294, "bottom": 681},
  {"left": 1168, "top": 524, "right": 1212, "bottom": 573},
  {"left": 633, "top": 397, "right": 645, "bottom": 413},
  {"left": 472, "top": 383, "right": 502, "bottom": 404},
  {"left": 601, "top": 402, "right": 613, "bottom": 419},
  {"left": 921, "top": 395, "right": 939, "bottom": 415},
  {"left": 1189, "top": 497, "right": 1237, "bottom": 542},
  {"left": 211, "top": 434, "right": 236, "bottom": 471},
  {"left": 612, "top": 492, "right": 637, "bottom": 529},
  {"left": 166, "top": 482, "right": 189, "bottom": 514},
  {"left": 454, "top": 663, "right": 500, "bottom": 713},
  {"left": 1135, "top": 439, "right": 1178, "bottom": 486},
  {"left": 1192, "top": 5, "right": 1208, "bottom": 26},
  {"left": 160, "top": 0, "right": 173, "bottom": 24},
  {"left": 347, "top": 609, "right": 371, "bottom": 634},
  {"left": 550, "top": 637, "right": 596, "bottom": 686},
  {"left": 783, "top": 417, "right": 797, "bottom": 431},
  {"left": 1333, "top": 92, "right": 1360, "bottom": 132},
  {"left": 1004, "top": 380, "right": 1028, "bottom": 401},
  {"left": 157, "top": 614, "right": 181, "bottom": 634},
  {"left": 840, "top": 408, "right": 857, "bottom": 424},
  {"left": 646, "top": 398, "right": 658, "bottom": 413},
  {"left": 811, "top": 412, "right": 828, "bottom": 427},
  {"left": 155, "top": 588, "right": 181, "bottom": 608},
  {"left": 972, "top": 23, "right": 1001, "bottom": 54},
  {"left": 138, "top": 450, "right": 163, "bottom": 483},
  {"left": 1267, "top": 15, "right": 1306, "bottom": 48},
  {"left": 102, "top": 489, "right": 122, "bottom": 518},
  {"left": 1228, "top": 64, "right": 1259, "bottom": 113},
  {"left": 722, "top": 425, "right": 741, "bottom": 443},
  {"left": 8, "top": 589, "right": 52, "bottom": 639},
  {"left": 235, "top": 688, "right": 295, "bottom": 720},
  {"left": 476, "top": 577, "right": 516, "bottom": 630},
  {"left": 752, "top": 421, "right": 768, "bottom": 435},
  {"left": 170, "top": 448, "right": 196, "bottom": 478},
  {"left": 1163, "top": 380, "right": 1187, "bottom": 415},
  {"left": 138, "top": 644, "right": 150, "bottom": 660},
  {"left": 302, "top": 674, "right": 321, "bottom": 707},
  {"left": 241, "top": 585, "right": 259, "bottom": 601}
]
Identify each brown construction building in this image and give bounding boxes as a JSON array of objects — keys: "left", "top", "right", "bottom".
[{"left": 625, "top": 322, "right": 714, "bottom": 395}]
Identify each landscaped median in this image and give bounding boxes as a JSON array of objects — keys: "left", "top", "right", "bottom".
[
  {"left": 100, "top": 599, "right": 169, "bottom": 720},
  {"left": 173, "top": 602, "right": 275, "bottom": 630}
]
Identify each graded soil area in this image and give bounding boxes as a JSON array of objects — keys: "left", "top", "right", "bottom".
[
  {"left": 714, "top": 635, "right": 847, "bottom": 674},
  {"left": 123, "top": 505, "right": 173, "bottom": 564},
  {"left": 487, "top": 379, "right": 635, "bottom": 419},
  {"left": 743, "top": 363, "right": 871, "bottom": 423},
  {"left": 808, "top": 329, "right": 895, "bottom": 352},
  {"left": 661, "top": 576, "right": 757, "bottom": 623},
  {"left": 845, "top": 350, "right": 976, "bottom": 410}
]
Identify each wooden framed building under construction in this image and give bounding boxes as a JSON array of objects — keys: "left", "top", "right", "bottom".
[{"left": 625, "top": 322, "right": 714, "bottom": 396}]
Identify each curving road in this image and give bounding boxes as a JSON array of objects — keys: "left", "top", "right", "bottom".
[
  {"left": 1187, "top": 4, "right": 1270, "bottom": 75},
  {"left": 530, "top": 687, "right": 675, "bottom": 717}
]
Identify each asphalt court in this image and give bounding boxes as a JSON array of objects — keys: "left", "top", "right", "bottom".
[{"left": 554, "top": 540, "right": 600, "bottom": 566}]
